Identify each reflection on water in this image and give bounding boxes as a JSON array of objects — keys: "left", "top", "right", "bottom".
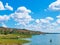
[{"left": 23, "top": 34, "right": 60, "bottom": 45}]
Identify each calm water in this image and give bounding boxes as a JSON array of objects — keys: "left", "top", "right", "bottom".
[{"left": 23, "top": 34, "right": 60, "bottom": 45}]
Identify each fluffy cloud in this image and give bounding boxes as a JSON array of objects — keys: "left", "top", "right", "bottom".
[
  {"left": 0, "top": 15, "right": 10, "bottom": 28},
  {"left": 52, "top": 22, "right": 58, "bottom": 26},
  {"left": 56, "top": 15, "right": 60, "bottom": 24},
  {"left": 11, "top": 6, "right": 34, "bottom": 26},
  {"left": 39, "top": 17, "right": 54, "bottom": 23},
  {"left": 35, "top": 19, "right": 40, "bottom": 23},
  {"left": 2, "top": 23, "right": 7, "bottom": 28},
  {"left": 5, "top": 3, "right": 13, "bottom": 11},
  {"left": 40, "top": 19, "right": 49, "bottom": 23},
  {"left": 49, "top": 0, "right": 60, "bottom": 11},
  {"left": 56, "top": 15, "right": 60, "bottom": 18},
  {"left": 0, "top": 1, "right": 5, "bottom": 10},
  {"left": 0, "top": 15, "right": 10, "bottom": 21},
  {"left": 25, "top": 16, "right": 60, "bottom": 32},
  {"left": 46, "top": 17, "right": 54, "bottom": 21},
  {"left": 0, "top": 1, "right": 13, "bottom": 11},
  {"left": 56, "top": 19, "right": 60, "bottom": 24},
  {"left": 17, "top": 6, "right": 31, "bottom": 13}
]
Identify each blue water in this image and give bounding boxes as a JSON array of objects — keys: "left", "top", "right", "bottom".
[{"left": 23, "top": 34, "right": 60, "bottom": 45}]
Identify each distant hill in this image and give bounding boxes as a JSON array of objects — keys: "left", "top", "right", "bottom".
[{"left": 0, "top": 27, "right": 44, "bottom": 35}]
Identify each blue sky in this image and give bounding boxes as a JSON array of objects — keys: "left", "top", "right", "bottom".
[{"left": 0, "top": 0, "right": 60, "bottom": 32}]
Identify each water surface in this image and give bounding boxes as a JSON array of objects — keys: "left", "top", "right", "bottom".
[{"left": 23, "top": 34, "right": 60, "bottom": 45}]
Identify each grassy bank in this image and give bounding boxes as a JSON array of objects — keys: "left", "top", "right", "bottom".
[
  {"left": 0, "top": 34, "right": 31, "bottom": 45},
  {"left": 0, "top": 34, "right": 32, "bottom": 38},
  {"left": 0, "top": 39, "right": 29, "bottom": 45}
]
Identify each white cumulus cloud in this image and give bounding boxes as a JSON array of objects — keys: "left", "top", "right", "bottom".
[
  {"left": 2, "top": 23, "right": 7, "bottom": 28},
  {"left": 0, "top": 15, "right": 10, "bottom": 28},
  {"left": 56, "top": 15, "right": 60, "bottom": 18},
  {"left": 46, "top": 17, "right": 54, "bottom": 21},
  {"left": 17, "top": 6, "right": 31, "bottom": 13},
  {"left": 11, "top": 6, "right": 34, "bottom": 26},
  {"left": 0, "top": 1, "right": 13, "bottom": 11},
  {"left": 5, "top": 3, "right": 13, "bottom": 11},
  {"left": 38, "top": 17, "right": 54, "bottom": 24},
  {"left": 49, "top": 0, "right": 60, "bottom": 11},
  {"left": 0, "top": 1, "right": 5, "bottom": 10},
  {"left": 35, "top": 19, "right": 40, "bottom": 23},
  {"left": 56, "top": 19, "right": 60, "bottom": 24},
  {"left": 0, "top": 15, "right": 10, "bottom": 21}
]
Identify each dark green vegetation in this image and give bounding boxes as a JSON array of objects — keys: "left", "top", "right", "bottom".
[{"left": 0, "top": 27, "right": 43, "bottom": 45}]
